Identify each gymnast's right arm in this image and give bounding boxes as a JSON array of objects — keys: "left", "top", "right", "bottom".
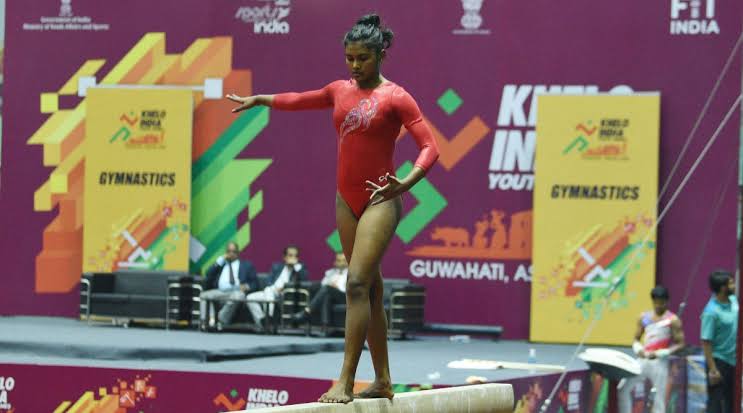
[{"left": 226, "top": 83, "right": 335, "bottom": 113}]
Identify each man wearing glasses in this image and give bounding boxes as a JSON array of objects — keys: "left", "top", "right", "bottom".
[
  {"left": 200, "top": 241, "right": 258, "bottom": 329},
  {"left": 247, "top": 245, "right": 308, "bottom": 331}
]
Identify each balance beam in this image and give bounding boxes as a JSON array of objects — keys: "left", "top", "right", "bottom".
[{"left": 237, "top": 383, "right": 514, "bottom": 413}]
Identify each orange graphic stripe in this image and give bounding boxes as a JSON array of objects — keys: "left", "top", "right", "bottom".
[
  {"left": 576, "top": 123, "right": 597, "bottom": 136},
  {"left": 193, "top": 69, "right": 252, "bottom": 160},
  {"left": 399, "top": 116, "right": 490, "bottom": 171},
  {"left": 212, "top": 393, "right": 246, "bottom": 411},
  {"left": 116, "top": 212, "right": 166, "bottom": 264},
  {"left": 94, "top": 395, "right": 120, "bottom": 413},
  {"left": 565, "top": 225, "right": 628, "bottom": 296},
  {"left": 58, "top": 121, "right": 85, "bottom": 159},
  {"left": 36, "top": 171, "right": 83, "bottom": 293},
  {"left": 165, "top": 37, "right": 232, "bottom": 85},
  {"left": 119, "top": 114, "right": 138, "bottom": 126}
]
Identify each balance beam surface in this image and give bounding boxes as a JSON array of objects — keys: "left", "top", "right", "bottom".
[{"left": 237, "top": 383, "right": 514, "bottom": 413}]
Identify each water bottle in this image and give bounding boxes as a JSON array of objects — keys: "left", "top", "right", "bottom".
[
  {"left": 528, "top": 348, "right": 537, "bottom": 373},
  {"left": 449, "top": 334, "right": 471, "bottom": 343}
]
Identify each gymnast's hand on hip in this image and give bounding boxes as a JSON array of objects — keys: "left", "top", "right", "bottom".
[{"left": 366, "top": 173, "right": 409, "bottom": 206}]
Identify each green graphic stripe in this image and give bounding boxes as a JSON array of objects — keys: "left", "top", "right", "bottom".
[
  {"left": 143, "top": 230, "right": 172, "bottom": 270},
  {"left": 197, "top": 218, "right": 237, "bottom": 274},
  {"left": 194, "top": 189, "right": 250, "bottom": 247},
  {"left": 247, "top": 190, "right": 264, "bottom": 221},
  {"left": 235, "top": 221, "right": 251, "bottom": 252},
  {"left": 326, "top": 231, "right": 342, "bottom": 253},
  {"left": 137, "top": 226, "right": 187, "bottom": 270},
  {"left": 192, "top": 159, "right": 271, "bottom": 242},
  {"left": 562, "top": 136, "right": 588, "bottom": 155},
  {"left": 199, "top": 249, "right": 223, "bottom": 276},
  {"left": 198, "top": 220, "right": 252, "bottom": 275},
  {"left": 396, "top": 161, "right": 448, "bottom": 243},
  {"left": 595, "top": 380, "right": 609, "bottom": 413},
  {"left": 192, "top": 107, "right": 269, "bottom": 197},
  {"left": 577, "top": 241, "right": 653, "bottom": 320}
]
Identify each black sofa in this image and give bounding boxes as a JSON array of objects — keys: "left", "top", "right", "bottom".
[{"left": 80, "top": 270, "right": 202, "bottom": 328}]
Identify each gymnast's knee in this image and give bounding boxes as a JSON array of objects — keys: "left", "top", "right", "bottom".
[{"left": 346, "top": 273, "right": 371, "bottom": 301}]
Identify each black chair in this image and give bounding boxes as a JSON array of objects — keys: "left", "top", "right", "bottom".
[
  {"left": 386, "top": 281, "right": 425, "bottom": 338},
  {"left": 319, "top": 279, "right": 425, "bottom": 338},
  {"left": 280, "top": 280, "right": 314, "bottom": 334}
]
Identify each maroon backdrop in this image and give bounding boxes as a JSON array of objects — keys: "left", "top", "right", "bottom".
[{"left": 0, "top": 0, "right": 740, "bottom": 341}]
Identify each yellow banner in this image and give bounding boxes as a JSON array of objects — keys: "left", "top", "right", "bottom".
[
  {"left": 83, "top": 88, "right": 193, "bottom": 272},
  {"left": 531, "top": 94, "right": 660, "bottom": 345}
]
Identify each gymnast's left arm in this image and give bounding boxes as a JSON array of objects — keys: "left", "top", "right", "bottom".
[
  {"left": 403, "top": 120, "right": 439, "bottom": 183},
  {"left": 395, "top": 89, "right": 440, "bottom": 188},
  {"left": 367, "top": 88, "right": 439, "bottom": 205}
]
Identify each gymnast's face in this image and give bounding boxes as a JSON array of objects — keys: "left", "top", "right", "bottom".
[
  {"left": 652, "top": 298, "right": 668, "bottom": 316},
  {"left": 726, "top": 277, "right": 736, "bottom": 296},
  {"left": 345, "top": 42, "right": 384, "bottom": 85}
]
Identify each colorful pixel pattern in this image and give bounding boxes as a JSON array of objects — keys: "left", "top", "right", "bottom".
[{"left": 27, "top": 33, "right": 271, "bottom": 291}]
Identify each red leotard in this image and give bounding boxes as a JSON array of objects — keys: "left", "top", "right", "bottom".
[{"left": 271, "top": 79, "right": 439, "bottom": 218}]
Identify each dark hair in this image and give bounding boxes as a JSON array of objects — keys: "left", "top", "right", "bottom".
[
  {"left": 709, "top": 269, "right": 732, "bottom": 293},
  {"left": 650, "top": 285, "right": 669, "bottom": 300},
  {"left": 225, "top": 240, "right": 239, "bottom": 251},
  {"left": 283, "top": 245, "right": 300, "bottom": 256},
  {"left": 343, "top": 14, "right": 394, "bottom": 54}
]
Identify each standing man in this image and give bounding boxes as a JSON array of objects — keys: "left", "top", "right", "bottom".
[
  {"left": 619, "top": 285, "right": 685, "bottom": 413},
  {"left": 200, "top": 241, "right": 258, "bottom": 329},
  {"left": 247, "top": 245, "right": 308, "bottom": 331},
  {"left": 701, "top": 269, "right": 738, "bottom": 413}
]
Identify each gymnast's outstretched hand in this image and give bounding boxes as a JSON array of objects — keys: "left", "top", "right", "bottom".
[
  {"left": 226, "top": 94, "right": 264, "bottom": 113},
  {"left": 366, "top": 173, "right": 410, "bottom": 206}
]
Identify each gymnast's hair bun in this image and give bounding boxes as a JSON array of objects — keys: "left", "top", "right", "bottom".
[
  {"left": 344, "top": 13, "right": 394, "bottom": 51},
  {"left": 357, "top": 14, "right": 381, "bottom": 27}
]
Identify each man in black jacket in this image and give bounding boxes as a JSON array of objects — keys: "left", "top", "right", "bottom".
[
  {"left": 200, "top": 241, "right": 258, "bottom": 328},
  {"left": 293, "top": 252, "right": 348, "bottom": 327},
  {"left": 246, "top": 245, "right": 308, "bottom": 330}
]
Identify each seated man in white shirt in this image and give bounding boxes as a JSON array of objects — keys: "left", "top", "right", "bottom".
[
  {"left": 292, "top": 252, "right": 348, "bottom": 328},
  {"left": 246, "top": 245, "right": 308, "bottom": 331},
  {"left": 200, "top": 241, "right": 258, "bottom": 329}
]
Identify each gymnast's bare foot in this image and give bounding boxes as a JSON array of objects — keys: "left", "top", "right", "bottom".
[
  {"left": 318, "top": 381, "right": 354, "bottom": 404},
  {"left": 355, "top": 379, "right": 394, "bottom": 399}
]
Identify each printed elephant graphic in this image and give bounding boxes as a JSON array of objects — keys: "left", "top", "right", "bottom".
[
  {"left": 406, "top": 209, "right": 532, "bottom": 260},
  {"left": 431, "top": 227, "right": 470, "bottom": 247}
]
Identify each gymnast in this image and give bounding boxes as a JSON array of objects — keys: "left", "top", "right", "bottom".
[{"left": 227, "top": 13, "right": 439, "bottom": 403}]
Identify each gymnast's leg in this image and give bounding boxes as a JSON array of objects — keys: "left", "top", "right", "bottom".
[
  {"left": 318, "top": 194, "right": 401, "bottom": 403},
  {"left": 354, "top": 265, "right": 393, "bottom": 399}
]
